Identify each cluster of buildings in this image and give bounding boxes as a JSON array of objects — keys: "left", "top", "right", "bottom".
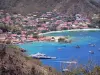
[{"left": 0, "top": 10, "right": 91, "bottom": 44}]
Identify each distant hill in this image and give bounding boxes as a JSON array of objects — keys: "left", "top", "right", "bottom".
[
  {"left": 54, "top": 0, "right": 100, "bottom": 16},
  {"left": 0, "top": 0, "right": 100, "bottom": 15},
  {"left": 0, "top": 0, "right": 61, "bottom": 14}
]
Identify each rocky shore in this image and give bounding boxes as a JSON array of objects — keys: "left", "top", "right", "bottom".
[{"left": 0, "top": 44, "right": 60, "bottom": 75}]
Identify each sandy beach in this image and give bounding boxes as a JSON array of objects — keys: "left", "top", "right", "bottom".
[{"left": 39, "top": 28, "right": 100, "bottom": 35}]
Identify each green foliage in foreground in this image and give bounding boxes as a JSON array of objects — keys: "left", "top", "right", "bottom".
[
  {"left": 8, "top": 45, "right": 20, "bottom": 49},
  {"left": 62, "top": 65, "right": 100, "bottom": 75},
  {"left": 25, "top": 56, "right": 33, "bottom": 60}
]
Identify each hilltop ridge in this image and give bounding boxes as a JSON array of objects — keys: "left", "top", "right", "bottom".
[
  {"left": 54, "top": 0, "right": 100, "bottom": 16},
  {"left": 0, "top": 0, "right": 100, "bottom": 15}
]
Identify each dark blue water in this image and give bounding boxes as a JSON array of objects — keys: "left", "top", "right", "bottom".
[{"left": 18, "top": 31, "right": 100, "bottom": 70}]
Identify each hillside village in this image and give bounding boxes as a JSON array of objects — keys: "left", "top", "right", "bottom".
[{"left": 0, "top": 10, "right": 99, "bottom": 44}]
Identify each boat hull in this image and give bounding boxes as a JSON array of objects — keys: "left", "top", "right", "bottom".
[{"left": 32, "top": 57, "right": 56, "bottom": 59}]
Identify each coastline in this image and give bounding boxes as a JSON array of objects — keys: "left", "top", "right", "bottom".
[{"left": 39, "top": 28, "right": 100, "bottom": 35}]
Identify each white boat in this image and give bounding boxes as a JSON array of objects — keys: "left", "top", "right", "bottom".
[
  {"left": 62, "top": 61, "right": 77, "bottom": 64},
  {"left": 90, "top": 44, "right": 96, "bottom": 47},
  {"left": 62, "top": 69, "right": 70, "bottom": 72},
  {"left": 30, "top": 52, "right": 56, "bottom": 59},
  {"left": 89, "top": 51, "right": 94, "bottom": 54}
]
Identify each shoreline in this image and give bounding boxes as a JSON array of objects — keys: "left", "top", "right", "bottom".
[
  {"left": 17, "top": 28, "right": 100, "bottom": 44},
  {"left": 39, "top": 28, "right": 100, "bottom": 35}
]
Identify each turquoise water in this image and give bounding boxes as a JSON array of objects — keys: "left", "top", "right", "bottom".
[{"left": 18, "top": 31, "right": 100, "bottom": 70}]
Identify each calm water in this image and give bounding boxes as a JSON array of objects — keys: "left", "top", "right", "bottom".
[{"left": 18, "top": 31, "right": 100, "bottom": 70}]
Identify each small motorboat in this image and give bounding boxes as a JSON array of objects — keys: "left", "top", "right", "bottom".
[
  {"left": 90, "top": 44, "right": 96, "bottom": 47},
  {"left": 62, "top": 69, "right": 70, "bottom": 72},
  {"left": 59, "top": 61, "right": 77, "bottom": 64},
  {"left": 89, "top": 51, "right": 94, "bottom": 54},
  {"left": 75, "top": 45, "right": 80, "bottom": 48},
  {"left": 30, "top": 52, "right": 56, "bottom": 59},
  {"left": 64, "top": 61, "right": 77, "bottom": 64}
]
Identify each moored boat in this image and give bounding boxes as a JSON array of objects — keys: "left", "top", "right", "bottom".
[
  {"left": 75, "top": 45, "right": 80, "bottom": 48},
  {"left": 89, "top": 51, "right": 94, "bottom": 54},
  {"left": 30, "top": 52, "right": 56, "bottom": 59}
]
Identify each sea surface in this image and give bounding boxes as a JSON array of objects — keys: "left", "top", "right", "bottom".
[{"left": 18, "top": 31, "right": 100, "bottom": 70}]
